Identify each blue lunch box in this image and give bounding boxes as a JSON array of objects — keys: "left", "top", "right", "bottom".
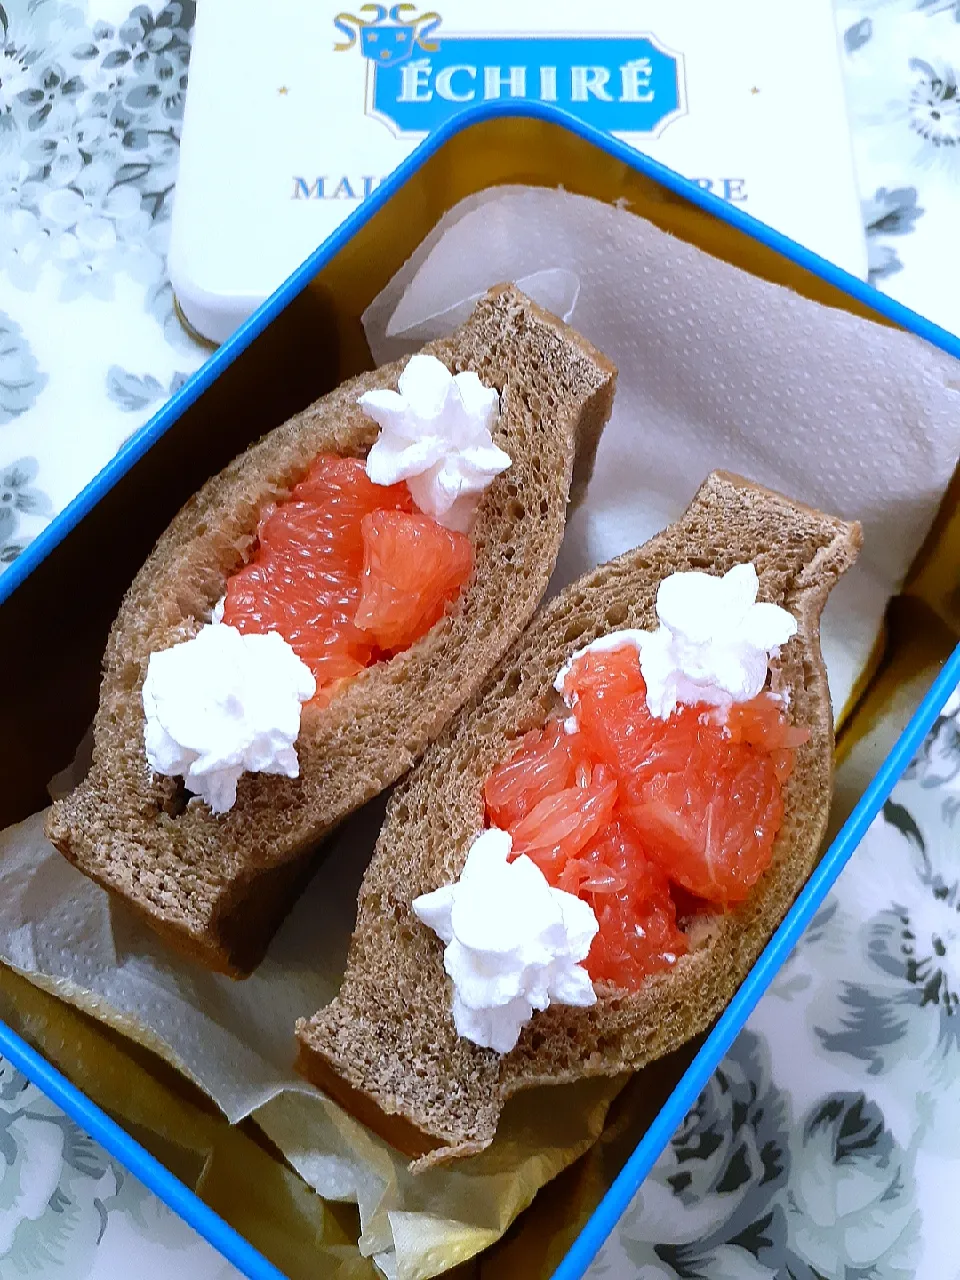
[{"left": 1, "top": 103, "right": 959, "bottom": 1279}]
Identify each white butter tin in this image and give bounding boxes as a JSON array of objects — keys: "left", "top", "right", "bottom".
[{"left": 169, "top": 0, "right": 868, "bottom": 342}]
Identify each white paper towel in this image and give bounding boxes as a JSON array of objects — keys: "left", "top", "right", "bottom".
[
  {"left": 363, "top": 186, "right": 960, "bottom": 718},
  {"left": 2, "top": 187, "right": 959, "bottom": 1278},
  {"left": 0, "top": 806, "right": 363, "bottom": 1122}
]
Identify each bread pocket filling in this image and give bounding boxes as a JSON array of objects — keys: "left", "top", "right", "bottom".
[
  {"left": 416, "top": 563, "right": 809, "bottom": 1049},
  {"left": 143, "top": 355, "right": 508, "bottom": 813}
]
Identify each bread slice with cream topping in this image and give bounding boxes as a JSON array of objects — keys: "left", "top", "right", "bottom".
[
  {"left": 295, "top": 471, "right": 861, "bottom": 1167},
  {"left": 45, "top": 286, "right": 617, "bottom": 977}
]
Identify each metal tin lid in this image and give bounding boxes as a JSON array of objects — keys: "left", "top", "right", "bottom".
[{"left": 169, "top": 0, "right": 867, "bottom": 343}]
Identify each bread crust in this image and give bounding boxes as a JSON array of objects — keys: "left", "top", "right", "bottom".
[
  {"left": 296, "top": 472, "right": 862, "bottom": 1167},
  {"left": 45, "top": 286, "right": 617, "bottom": 976}
]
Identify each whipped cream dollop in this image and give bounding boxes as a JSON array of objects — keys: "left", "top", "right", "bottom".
[
  {"left": 142, "top": 624, "right": 316, "bottom": 815},
  {"left": 358, "top": 353, "right": 511, "bottom": 532},
  {"left": 557, "top": 563, "right": 797, "bottom": 720},
  {"left": 412, "top": 827, "right": 598, "bottom": 1054}
]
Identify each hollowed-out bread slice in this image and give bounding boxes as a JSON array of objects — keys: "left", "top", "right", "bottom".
[
  {"left": 45, "top": 286, "right": 617, "bottom": 977},
  {"left": 296, "top": 471, "right": 861, "bottom": 1168}
]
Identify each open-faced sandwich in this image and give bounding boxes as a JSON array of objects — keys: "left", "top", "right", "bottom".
[
  {"left": 296, "top": 471, "right": 861, "bottom": 1167},
  {"left": 45, "top": 285, "right": 617, "bottom": 976}
]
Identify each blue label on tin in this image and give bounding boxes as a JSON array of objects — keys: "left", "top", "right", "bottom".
[{"left": 334, "top": 9, "right": 686, "bottom": 139}]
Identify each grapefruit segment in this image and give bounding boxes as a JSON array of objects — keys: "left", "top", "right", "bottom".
[
  {"left": 291, "top": 454, "right": 412, "bottom": 522},
  {"left": 622, "top": 725, "right": 784, "bottom": 907},
  {"left": 586, "top": 892, "right": 688, "bottom": 987},
  {"left": 725, "top": 691, "right": 810, "bottom": 785},
  {"left": 221, "top": 455, "right": 471, "bottom": 703},
  {"left": 561, "top": 645, "right": 645, "bottom": 710},
  {"left": 484, "top": 721, "right": 578, "bottom": 829},
  {"left": 511, "top": 768, "right": 618, "bottom": 879},
  {"left": 354, "top": 510, "right": 473, "bottom": 652},
  {"left": 725, "top": 691, "right": 810, "bottom": 752},
  {"left": 480, "top": 640, "right": 803, "bottom": 991},
  {"left": 574, "top": 821, "right": 688, "bottom": 985},
  {"left": 565, "top": 649, "right": 689, "bottom": 785}
]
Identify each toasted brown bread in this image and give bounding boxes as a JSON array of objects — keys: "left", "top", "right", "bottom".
[
  {"left": 296, "top": 471, "right": 861, "bottom": 1168},
  {"left": 45, "top": 286, "right": 617, "bottom": 977}
]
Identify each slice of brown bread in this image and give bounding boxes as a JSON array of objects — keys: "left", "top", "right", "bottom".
[
  {"left": 45, "top": 285, "right": 617, "bottom": 978},
  {"left": 296, "top": 471, "right": 862, "bottom": 1168}
]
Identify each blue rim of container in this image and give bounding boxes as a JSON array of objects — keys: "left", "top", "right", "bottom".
[{"left": 1, "top": 101, "right": 957, "bottom": 1280}]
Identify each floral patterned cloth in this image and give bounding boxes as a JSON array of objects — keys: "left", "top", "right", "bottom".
[
  {"left": 0, "top": 1, "right": 958, "bottom": 1277},
  {"left": 838, "top": 0, "right": 960, "bottom": 325},
  {"left": 0, "top": 0, "right": 205, "bottom": 568},
  {"left": 0, "top": 1057, "right": 238, "bottom": 1277}
]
